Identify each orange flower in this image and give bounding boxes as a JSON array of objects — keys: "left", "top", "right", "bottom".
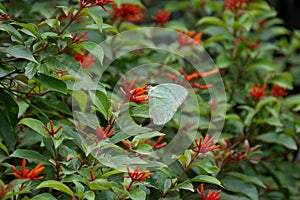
[
  {"left": 178, "top": 30, "right": 203, "bottom": 48},
  {"left": 224, "top": 0, "right": 248, "bottom": 11},
  {"left": 72, "top": 52, "right": 95, "bottom": 68},
  {"left": 111, "top": 4, "right": 144, "bottom": 22},
  {"left": 197, "top": 184, "right": 222, "bottom": 200},
  {"left": 86, "top": 169, "right": 97, "bottom": 181},
  {"left": 151, "top": 136, "right": 167, "bottom": 149},
  {"left": 11, "top": 159, "right": 44, "bottom": 180},
  {"left": 193, "top": 134, "right": 220, "bottom": 157},
  {"left": 43, "top": 120, "right": 62, "bottom": 136},
  {"left": 125, "top": 166, "right": 151, "bottom": 190},
  {"left": 95, "top": 124, "right": 114, "bottom": 141},
  {"left": 152, "top": 10, "right": 171, "bottom": 26},
  {"left": 120, "top": 79, "right": 148, "bottom": 104},
  {"left": 272, "top": 84, "right": 287, "bottom": 97},
  {"left": 248, "top": 83, "right": 267, "bottom": 100}
]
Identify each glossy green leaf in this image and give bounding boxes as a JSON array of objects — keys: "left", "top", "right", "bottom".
[
  {"left": 171, "top": 181, "right": 194, "bottom": 192},
  {"left": 12, "top": 23, "right": 40, "bottom": 38},
  {"left": 36, "top": 73, "right": 67, "bottom": 94},
  {"left": 36, "top": 181, "right": 74, "bottom": 196},
  {"left": 10, "top": 149, "right": 50, "bottom": 165},
  {"left": 30, "top": 193, "right": 57, "bottom": 200},
  {"left": 89, "top": 179, "right": 112, "bottom": 191},
  {"left": 197, "top": 17, "right": 227, "bottom": 29},
  {"left": 129, "top": 188, "right": 146, "bottom": 200},
  {"left": 89, "top": 90, "right": 111, "bottom": 120},
  {"left": 165, "top": 21, "right": 188, "bottom": 32},
  {"left": 191, "top": 175, "right": 223, "bottom": 187},
  {"left": 0, "top": 24, "right": 23, "bottom": 42},
  {"left": 86, "top": 11, "right": 103, "bottom": 32},
  {"left": 0, "top": 64, "right": 15, "bottom": 78},
  {"left": 0, "top": 109, "right": 16, "bottom": 150},
  {"left": 18, "top": 118, "right": 50, "bottom": 138},
  {"left": 255, "top": 133, "right": 297, "bottom": 150},
  {"left": 81, "top": 41, "right": 104, "bottom": 65},
  {"left": 226, "top": 172, "right": 266, "bottom": 188},
  {"left": 0, "top": 45, "right": 37, "bottom": 63}
]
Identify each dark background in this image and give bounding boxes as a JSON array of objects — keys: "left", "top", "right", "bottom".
[{"left": 268, "top": 0, "right": 300, "bottom": 29}]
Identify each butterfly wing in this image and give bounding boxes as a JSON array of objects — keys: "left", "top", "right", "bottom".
[{"left": 149, "top": 83, "right": 188, "bottom": 125}]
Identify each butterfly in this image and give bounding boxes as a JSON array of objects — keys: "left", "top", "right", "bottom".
[{"left": 148, "top": 83, "right": 188, "bottom": 125}]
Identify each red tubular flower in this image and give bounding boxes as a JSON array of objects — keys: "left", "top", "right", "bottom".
[
  {"left": 272, "top": 84, "right": 287, "bottom": 97},
  {"left": 152, "top": 10, "right": 171, "bottom": 26},
  {"left": 95, "top": 124, "right": 114, "bottom": 141},
  {"left": 43, "top": 120, "right": 63, "bottom": 136},
  {"left": 224, "top": 0, "right": 248, "bottom": 11},
  {"left": 120, "top": 79, "right": 148, "bottom": 104},
  {"left": 70, "top": 32, "right": 88, "bottom": 44},
  {"left": 11, "top": 159, "right": 44, "bottom": 180},
  {"left": 86, "top": 169, "right": 97, "bottom": 181},
  {"left": 151, "top": 136, "right": 167, "bottom": 149},
  {"left": 193, "top": 134, "right": 220, "bottom": 157},
  {"left": 72, "top": 52, "right": 95, "bottom": 68},
  {"left": 178, "top": 30, "right": 203, "bottom": 48},
  {"left": 197, "top": 184, "right": 222, "bottom": 200},
  {"left": 125, "top": 166, "right": 151, "bottom": 190},
  {"left": 248, "top": 83, "right": 267, "bottom": 100},
  {"left": 111, "top": 4, "right": 144, "bottom": 22}
]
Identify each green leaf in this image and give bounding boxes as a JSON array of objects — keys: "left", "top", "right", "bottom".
[
  {"left": 88, "top": 179, "right": 112, "bottom": 191},
  {"left": 0, "top": 109, "right": 16, "bottom": 151},
  {"left": 84, "top": 24, "right": 119, "bottom": 33},
  {"left": 80, "top": 41, "right": 104, "bottom": 65},
  {"left": 255, "top": 96, "right": 278, "bottom": 111},
  {"left": 89, "top": 90, "right": 111, "bottom": 120},
  {"left": 197, "top": 17, "right": 227, "bottom": 29},
  {"left": 267, "top": 73, "right": 293, "bottom": 89},
  {"left": 36, "top": 73, "right": 67, "bottom": 94},
  {"left": 164, "top": 21, "right": 188, "bottom": 32},
  {"left": 246, "top": 58, "right": 275, "bottom": 71},
  {"left": 129, "top": 188, "right": 146, "bottom": 200},
  {"left": 10, "top": 149, "right": 50, "bottom": 165},
  {"left": 0, "top": 64, "right": 15, "bottom": 78},
  {"left": 222, "top": 176, "right": 258, "bottom": 200},
  {"left": 133, "top": 131, "right": 165, "bottom": 142},
  {"left": 30, "top": 193, "right": 57, "bottom": 200},
  {"left": 0, "top": 24, "right": 23, "bottom": 43},
  {"left": 36, "top": 181, "right": 74, "bottom": 196},
  {"left": 71, "top": 90, "right": 87, "bottom": 112},
  {"left": 12, "top": 23, "right": 40, "bottom": 39},
  {"left": 283, "top": 94, "right": 300, "bottom": 108},
  {"left": 192, "top": 159, "right": 220, "bottom": 174},
  {"left": 191, "top": 175, "right": 223, "bottom": 187},
  {"left": 255, "top": 133, "right": 297, "bottom": 150},
  {"left": 86, "top": 11, "right": 103, "bottom": 33},
  {"left": 0, "top": 45, "right": 37, "bottom": 63},
  {"left": 171, "top": 181, "right": 194, "bottom": 192},
  {"left": 18, "top": 118, "right": 50, "bottom": 138},
  {"left": 226, "top": 172, "right": 266, "bottom": 188},
  {"left": 0, "top": 89, "right": 19, "bottom": 126}
]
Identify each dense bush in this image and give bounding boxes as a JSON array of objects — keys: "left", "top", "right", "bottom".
[{"left": 1, "top": 0, "right": 300, "bottom": 199}]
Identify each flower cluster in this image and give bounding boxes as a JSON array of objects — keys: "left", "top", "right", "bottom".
[
  {"left": 70, "top": 31, "right": 88, "bottom": 44},
  {"left": 125, "top": 166, "right": 151, "bottom": 190},
  {"left": 122, "top": 136, "right": 167, "bottom": 150},
  {"left": 192, "top": 134, "right": 220, "bottom": 158},
  {"left": 178, "top": 30, "right": 203, "bottom": 48},
  {"left": 152, "top": 10, "right": 171, "bottom": 26},
  {"left": 111, "top": 4, "right": 144, "bottom": 22},
  {"left": 120, "top": 79, "right": 148, "bottom": 104},
  {"left": 248, "top": 83, "right": 287, "bottom": 101},
  {"left": 11, "top": 159, "right": 44, "bottom": 180},
  {"left": 43, "top": 120, "right": 63, "bottom": 136},
  {"left": 94, "top": 124, "right": 115, "bottom": 141},
  {"left": 197, "top": 184, "right": 222, "bottom": 200},
  {"left": 86, "top": 169, "right": 97, "bottom": 181}
]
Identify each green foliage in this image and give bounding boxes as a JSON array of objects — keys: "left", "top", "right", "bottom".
[{"left": 0, "top": 0, "right": 300, "bottom": 199}]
